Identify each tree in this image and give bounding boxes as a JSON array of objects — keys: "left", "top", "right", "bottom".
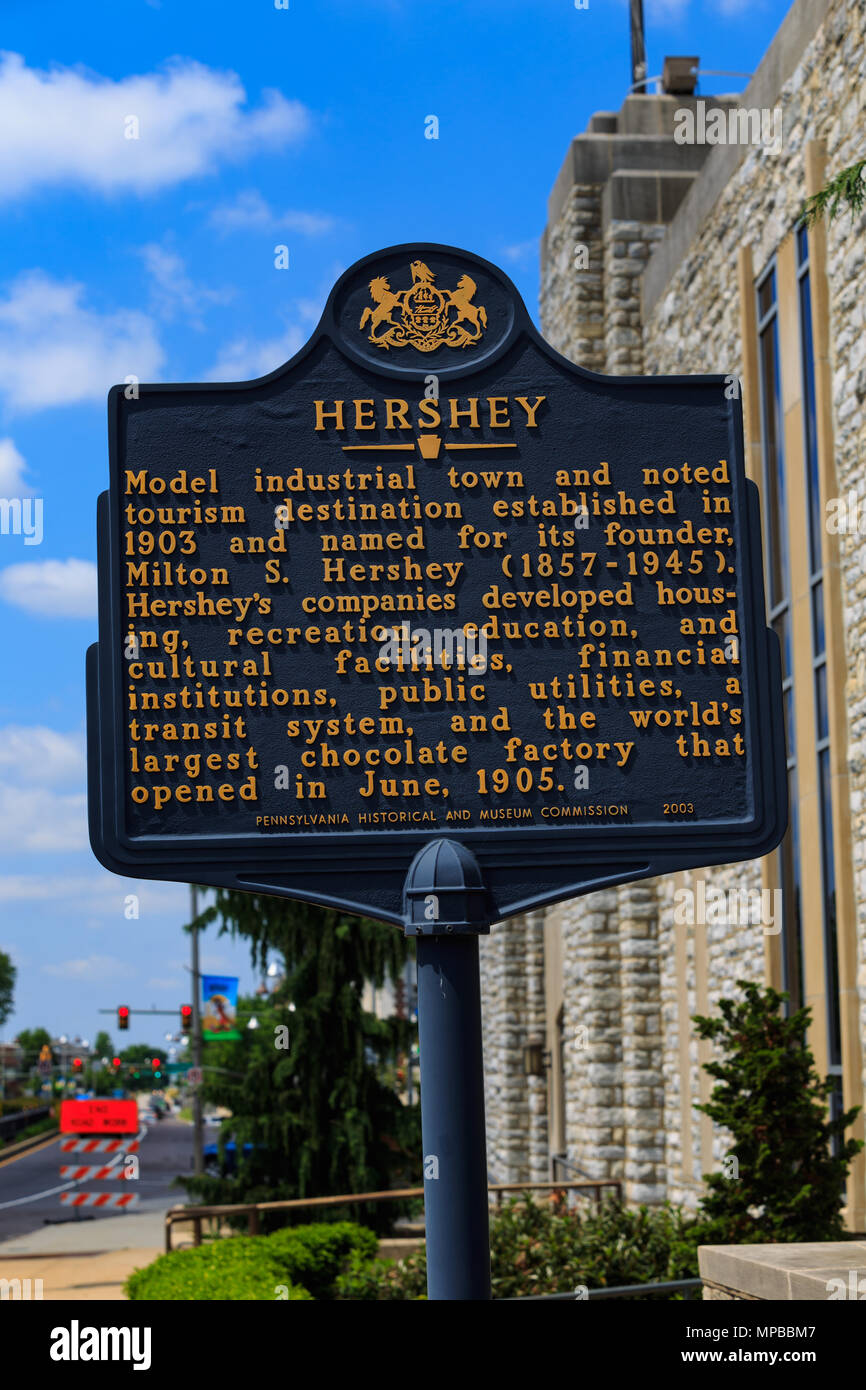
[
  {"left": 799, "top": 158, "right": 866, "bottom": 226},
  {"left": 120, "top": 1044, "right": 167, "bottom": 1091},
  {"left": 15, "top": 1027, "right": 52, "bottom": 1065},
  {"left": 693, "top": 980, "right": 863, "bottom": 1244},
  {"left": 181, "top": 890, "right": 419, "bottom": 1229},
  {"left": 0, "top": 951, "right": 15, "bottom": 1030},
  {"left": 93, "top": 1030, "right": 114, "bottom": 1059}
]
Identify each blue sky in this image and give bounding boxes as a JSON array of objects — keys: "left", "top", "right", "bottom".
[{"left": 0, "top": 0, "right": 792, "bottom": 1047}]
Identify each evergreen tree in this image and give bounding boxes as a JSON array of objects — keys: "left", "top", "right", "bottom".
[
  {"left": 694, "top": 980, "right": 862, "bottom": 1244},
  {"left": 181, "top": 890, "right": 419, "bottom": 1230},
  {"left": 0, "top": 950, "right": 15, "bottom": 1030},
  {"left": 799, "top": 158, "right": 866, "bottom": 226}
]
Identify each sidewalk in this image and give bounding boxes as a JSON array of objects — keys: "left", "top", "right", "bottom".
[
  {"left": 0, "top": 1202, "right": 201, "bottom": 1300},
  {"left": 0, "top": 1247, "right": 161, "bottom": 1300}
]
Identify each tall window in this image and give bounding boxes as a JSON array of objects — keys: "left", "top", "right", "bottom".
[
  {"left": 756, "top": 263, "right": 803, "bottom": 1009},
  {"left": 797, "top": 225, "right": 843, "bottom": 1123}
]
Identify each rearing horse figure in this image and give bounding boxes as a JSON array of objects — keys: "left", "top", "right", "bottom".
[
  {"left": 359, "top": 277, "right": 403, "bottom": 346},
  {"left": 448, "top": 274, "right": 488, "bottom": 341}
]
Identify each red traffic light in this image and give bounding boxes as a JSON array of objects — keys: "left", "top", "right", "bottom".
[
  {"left": 72, "top": 1057, "right": 82, "bottom": 1071},
  {"left": 180, "top": 1004, "right": 193, "bottom": 1033},
  {"left": 151, "top": 1057, "right": 160, "bottom": 1069},
  {"left": 117, "top": 1006, "right": 130, "bottom": 1031},
  {"left": 112, "top": 1057, "right": 121, "bottom": 1068}
]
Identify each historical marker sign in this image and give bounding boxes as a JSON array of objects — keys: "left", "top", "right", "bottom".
[{"left": 88, "top": 243, "right": 787, "bottom": 924}]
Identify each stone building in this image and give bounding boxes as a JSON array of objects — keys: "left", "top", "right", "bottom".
[{"left": 480, "top": 0, "right": 866, "bottom": 1228}]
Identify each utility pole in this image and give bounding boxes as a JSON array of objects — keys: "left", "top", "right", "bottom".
[
  {"left": 190, "top": 884, "right": 204, "bottom": 1176},
  {"left": 630, "top": 0, "right": 647, "bottom": 93}
]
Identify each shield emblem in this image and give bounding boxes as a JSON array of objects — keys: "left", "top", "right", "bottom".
[{"left": 403, "top": 282, "right": 451, "bottom": 351}]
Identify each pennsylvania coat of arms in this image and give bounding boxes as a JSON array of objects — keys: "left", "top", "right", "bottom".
[{"left": 359, "top": 260, "right": 488, "bottom": 352}]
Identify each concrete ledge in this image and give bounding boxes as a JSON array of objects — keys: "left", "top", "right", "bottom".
[
  {"left": 602, "top": 170, "right": 696, "bottom": 226},
  {"left": 699, "top": 1242, "right": 866, "bottom": 1300}
]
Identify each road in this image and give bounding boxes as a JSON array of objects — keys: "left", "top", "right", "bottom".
[{"left": 0, "top": 1112, "right": 195, "bottom": 1246}]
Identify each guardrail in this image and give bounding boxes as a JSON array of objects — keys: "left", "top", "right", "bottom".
[
  {"left": 164, "top": 1178, "right": 623, "bottom": 1252},
  {"left": 0, "top": 1105, "right": 52, "bottom": 1142},
  {"left": 506, "top": 1278, "right": 703, "bottom": 1301}
]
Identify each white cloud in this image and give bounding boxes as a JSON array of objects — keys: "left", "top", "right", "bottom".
[
  {"left": 0, "top": 724, "right": 86, "bottom": 851},
  {"left": 203, "top": 324, "right": 306, "bottom": 381},
  {"left": 0, "top": 784, "right": 87, "bottom": 851},
  {"left": 42, "top": 954, "right": 134, "bottom": 980},
  {"left": 0, "top": 271, "right": 164, "bottom": 411},
  {"left": 139, "top": 243, "right": 233, "bottom": 327},
  {"left": 208, "top": 189, "right": 335, "bottom": 236},
  {"left": 0, "top": 53, "right": 310, "bottom": 201},
  {"left": 0, "top": 726, "right": 84, "bottom": 786},
  {"left": 0, "top": 439, "right": 33, "bottom": 494},
  {"left": 0, "top": 558, "right": 97, "bottom": 616},
  {"left": 0, "top": 872, "right": 188, "bottom": 919},
  {"left": 501, "top": 239, "right": 538, "bottom": 265}
]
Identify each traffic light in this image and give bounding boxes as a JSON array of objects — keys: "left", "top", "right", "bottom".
[
  {"left": 180, "top": 1004, "right": 192, "bottom": 1033},
  {"left": 117, "top": 1005, "right": 130, "bottom": 1031},
  {"left": 72, "top": 1057, "right": 83, "bottom": 1073},
  {"left": 112, "top": 1057, "right": 121, "bottom": 1069}
]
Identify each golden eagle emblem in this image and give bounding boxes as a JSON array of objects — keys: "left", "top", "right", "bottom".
[{"left": 359, "top": 260, "right": 488, "bottom": 352}]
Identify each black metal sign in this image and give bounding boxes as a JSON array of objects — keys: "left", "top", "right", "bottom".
[{"left": 88, "top": 243, "right": 787, "bottom": 923}]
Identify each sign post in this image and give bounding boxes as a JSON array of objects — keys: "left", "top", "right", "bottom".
[{"left": 89, "top": 244, "right": 787, "bottom": 1299}]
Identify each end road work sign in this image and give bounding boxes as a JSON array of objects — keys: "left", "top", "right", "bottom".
[
  {"left": 60, "top": 1100, "right": 139, "bottom": 1135},
  {"left": 88, "top": 243, "right": 787, "bottom": 924}
]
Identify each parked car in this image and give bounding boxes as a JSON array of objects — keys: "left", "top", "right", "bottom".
[{"left": 202, "top": 1138, "right": 255, "bottom": 1177}]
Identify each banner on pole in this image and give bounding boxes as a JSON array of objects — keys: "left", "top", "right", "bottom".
[{"left": 201, "top": 974, "right": 240, "bottom": 1040}]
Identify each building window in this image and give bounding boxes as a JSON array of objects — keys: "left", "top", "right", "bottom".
[
  {"left": 756, "top": 261, "right": 803, "bottom": 1011},
  {"left": 797, "top": 227, "right": 843, "bottom": 1121}
]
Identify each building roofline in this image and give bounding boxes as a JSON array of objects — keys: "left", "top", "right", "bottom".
[{"left": 642, "top": 0, "right": 834, "bottom": 316}]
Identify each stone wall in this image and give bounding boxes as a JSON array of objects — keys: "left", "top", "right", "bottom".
[
  {"left": 540, "top": 185, "right": 605, "bottom": 370},
  {"left": 480, "top": 912, "right": 548, "bottom": 1182},
  {"left": 642, "top": 0, "right": 866, "bottom": 1198},
  {"left": 481, "top": 0, "right": 866, "bottom": 1208}
]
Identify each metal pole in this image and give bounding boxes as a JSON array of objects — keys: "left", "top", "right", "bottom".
[
  {"left": 629, "top": 0, "right": 647, "bottom": 93},
  {"left": 416, "top": 933, "right": 491, "bottom": 1301},
  {"left": 190, "top": 884, "right": 204, "bottom": 1176}
]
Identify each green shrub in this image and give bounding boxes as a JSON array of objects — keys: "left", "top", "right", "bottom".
[
  {"left": 336, "top": 1195, "right": 702, "bottom": 1300},
  {"left": 263, "top": 1221, "right": 377, "bottom": 1299},
  {"left": 125, "top": 1238, "right": 306, "bottom": 1301},
  {"left": 125, "top": 1221, "right": 374, "bottom": 1301},
  {"left": 490, "top": 1194, "right": 701, "bottom": 1298},
  {"left": 694, "top": 981, "right": 863, "bottom": 1244},
  {"left": 336, "top": 1248, "right": 428, "bottom": 1301}
]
